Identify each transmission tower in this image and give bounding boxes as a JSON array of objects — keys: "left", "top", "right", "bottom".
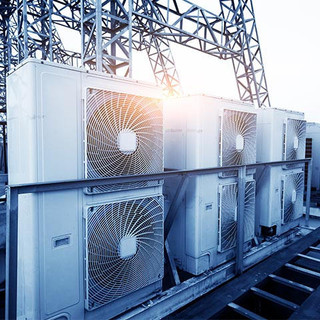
[{"left": 1, "top": 0, "right": 271, "bottom": 117}]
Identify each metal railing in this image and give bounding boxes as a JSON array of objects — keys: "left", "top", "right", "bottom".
[{"left": 5, "top": 158, "right": 312, "bottom": 320}]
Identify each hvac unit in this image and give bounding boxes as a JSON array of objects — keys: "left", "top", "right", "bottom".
[
  {"left": 7, "top": 59, "right": 164, "bottom": 320},
  {"left": 306, "top": 122, "right": 320, "bottom": 190},
  {"left": 164, "top": 95, "right": 257, "bottom": 275},
  {"left": 256, "top": 108, "right": 306, "bottom": 236}
]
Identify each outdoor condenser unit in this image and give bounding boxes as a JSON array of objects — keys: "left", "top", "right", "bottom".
[
  {"left": 306, "top": 122, "right": 320, "bottom": 190},
  {"left": 164, "top": 95, "right": 257, "bottom": 275},
  {"left": 256, "top": 108, "right": 306, "bottom": 236},
  {"left": 7, "top": 59, "right": 164, "bottom": 320}
]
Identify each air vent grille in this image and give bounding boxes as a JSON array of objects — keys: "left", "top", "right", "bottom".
[
  {"left": 284, "top": 119, "right": 306, "bottom": 161},
  {"left": 86, "top": 88, "right": 163, "bottom": 192},
  {"left": 282, "top": 172, "right": 304, "bottom": 224},
  {"left": 220, "top": 109, "right": 257, "bottom": 168},
  {"left": 218, "top": 181, "right": 256, "bottom": 252},
  {"left": 85, "top": 196, "right": 164, "bottom": 310}
]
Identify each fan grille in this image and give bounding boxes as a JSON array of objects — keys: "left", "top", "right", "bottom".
[
  {"left": 85, "top": 196, "right": 164, "bottom": 310},
  {"left": 86, "top": 88, "right": 163, "bottom": 193},
  {"left": 282, "top": 172, "right": 304, "bottom": 224},
  {"left": 284, "top": 119, "right": 306, "bottom": 161},
  {"left": 221, "top": 109, "right": 257, "bottom": 170},
  {"left": 244, "top": 181, "right": 256, "bottom": 242},
  {"left": 219, "top": 183, "right": 237, "bottom": 251},
  {"left": 218, "top": 181, "right": 256, "bottom": 252}
]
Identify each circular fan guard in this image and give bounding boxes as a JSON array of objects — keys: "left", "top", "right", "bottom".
[
  {"left": 219, "top": 181, "right": 255, "bottom": 252},
  {"left": 85, "top": 197, "right": 164, "bottom": 310},
  {"left": 285, "top": 119, "right": 306, "bottom": 161},
  {"left": 219, "top": 183, "right": 237, "bottom": 252},
  {"left": 244, "top": 181, "right": 256, "bottom": 242},
  {"left": 221, "top": 109, "right": 257, "bottom": 167},
  {"left": 86, "top": 89, "right": 163, "bottom": 192},
  {"left": 283, "top": 172, "right": 304, "bottom": 224}
]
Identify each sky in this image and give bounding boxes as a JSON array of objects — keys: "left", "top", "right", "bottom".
[{"left": 132, "top": 0, "right": 320, "bottom": 123}]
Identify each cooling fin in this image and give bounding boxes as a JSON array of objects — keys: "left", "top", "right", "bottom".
[
  {"left": 220, "top": 109, "right": 257, "bottom": 167},
  {"left": 84, "top": 196, "right": 164, "bottom": 311},
  {"left": 86, "top": 88, "right": 163, "bottom": 192},
  {"left": 218, "top": 181, "right": 256, "bottom": 252},
  {"left": 284, "top": 119, "right": 306, "bottom": 161},
  {"left": 282, "top": 172, "right": 304, "bottom": 224}
]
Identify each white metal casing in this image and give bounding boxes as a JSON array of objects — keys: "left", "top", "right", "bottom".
[
  {"left": 164, "top": 95, "right": 257, "bottom": 275},
  {"left": 256, "top": 108, "right": 305, "bottom": 232},
  {"left": 306, "top": 122, "right": 320, "bottom": 190},
  {"left": 7, "top": 59, "right": 164, "bottom": 320}
]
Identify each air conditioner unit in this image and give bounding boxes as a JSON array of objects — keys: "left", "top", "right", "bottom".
[
  {"left": 306, "top": 122, "right": 320, "bottom": 190},
  {"left": 164, "top": 95, "right": 257, "bottom": 275},
  {"left": 256, "top": 108, "right": 306, "bottom": 236},
  {"left": 7, "top": 59, "right": 164, "bottom": 320}
]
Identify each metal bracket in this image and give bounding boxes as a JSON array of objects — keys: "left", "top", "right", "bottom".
[
  {"left": 164, "top": 174, "right": 189, "bottom": 240},
  {"left": 165, "top": 240, "right": 180, "bottom": 287}
]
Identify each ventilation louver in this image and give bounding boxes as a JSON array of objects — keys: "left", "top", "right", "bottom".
[
  {"left": 84, "top": 196, "right": 164, "bottom": 311},
  {"left": 284, "top": 119, "right": 306, "bottom": 161},
  {"left": 86, "top": 88, "right": 163, "bottom": 193},
  {"left": 218, "top": 181, "right": 256, "bottom": 252},
  {"left": 220, "top": 109, "right": 257, "bottom": 169},
  {"left": 281, "top": 172, "right": 304, "bottom": 224}
]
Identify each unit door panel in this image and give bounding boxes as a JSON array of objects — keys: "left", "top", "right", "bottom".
[{"left": 41, "top": 190, "right": 81, "bottom": 315}]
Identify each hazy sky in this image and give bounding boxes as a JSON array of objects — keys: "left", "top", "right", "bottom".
[{"left": 133, "top": 0, "right": 320, "bottom": 122}]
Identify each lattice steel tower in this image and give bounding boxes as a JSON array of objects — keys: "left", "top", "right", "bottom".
[{"left": 1, "top": 0, "right": 271, "bottom": 118}]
